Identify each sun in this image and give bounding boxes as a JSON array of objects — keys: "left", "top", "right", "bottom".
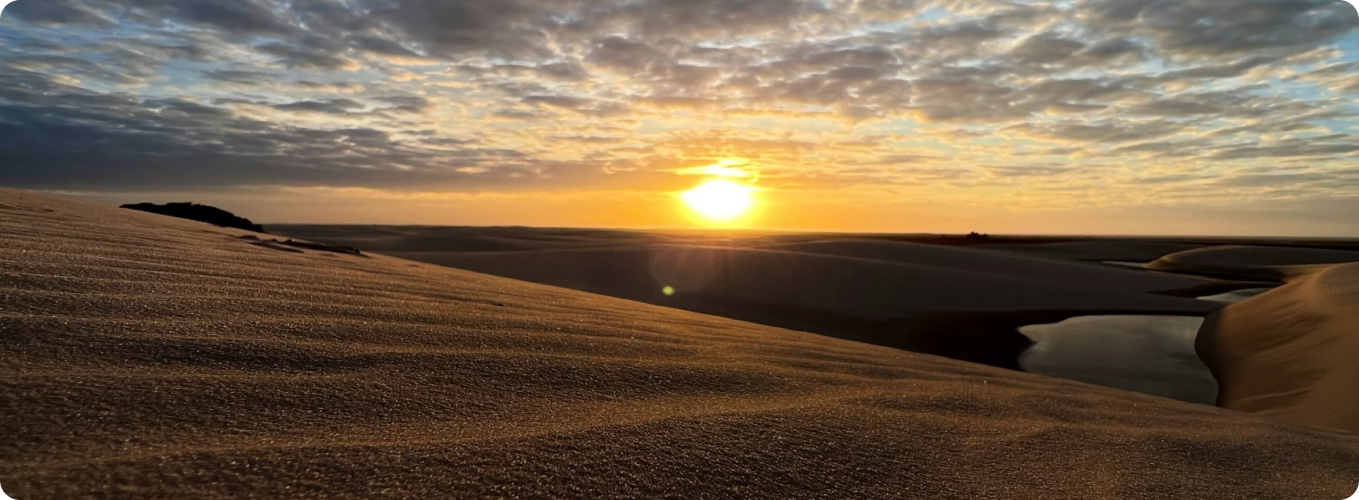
[{"left": 681, "top": 179, "right": 756, "bottom": 221}]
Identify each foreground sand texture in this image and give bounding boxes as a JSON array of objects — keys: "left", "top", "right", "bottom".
[
  {"left": 4, "top": 190, "right": 1359, "bottom": 499},
  {"left": 1199, "top": 262, "right": 1359, "bottom": 434}
]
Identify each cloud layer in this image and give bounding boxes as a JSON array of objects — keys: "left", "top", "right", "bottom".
[{"left": 0, "top": 0, "right": 1357, "bottom": 230}]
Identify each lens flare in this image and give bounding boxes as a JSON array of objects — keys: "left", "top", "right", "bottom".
[{"left": 681, "top": 179, "right": 756, "bottom": 221}]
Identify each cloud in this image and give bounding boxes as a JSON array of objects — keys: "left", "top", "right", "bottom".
[
  {"left": 0, "top": 0, "right": 1355, "bottom": 215},
  {"left": 3, "top": 0, "right": 110, "bottom": 25},
  {"left": 374, "top": 96, "right": 433, "bottom": 113},
  {"left": 1209, "top": 135, "right": 1359, "bottom": 159},
  {"left": 983, "top": 165, "right": 1078, "bottom": 177},
  {"left": 202, "top": 69, "right": 276, "bottom": 85},
  {"left": 273, "top": 99, "right": 366, "bottom": 114},
  {"left": 1079, "top": 0, "right": 1354, "bottom": 59},
  {"left": 256, "top": 40, "right": 357, "bottom": 70},
  {"left": 0, "top": 70, "right": 539, "bottom": 191}
]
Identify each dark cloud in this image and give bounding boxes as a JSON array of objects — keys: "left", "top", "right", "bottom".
[
  {"left": 257, "top": 40, "right": 355, "bottom": 70},
  {"left": 202, "top": 70, "right": 276, "bottom": 85},
  {"left": 0, "top": 0, "right": 1356, "bottom": 197},
  {"left": 1080, "top": 0, "right": 1355, "bottom": 59},
  {"left": 273, "top": 99, "right": 366, "bottom": 114},
  {"left": 374, "top": 96, "right": 433, "bottom": 113},
  {"left": 1010, "top": 33, "right": 1087, "bottom": 65},
  {"left": 4, "top": 1, "right": 110, "bottom": 25},
  {"left": 0, "top": 70, "right": 539, "bottom": 191},
  {"left": 1009, "top": 120, "right": 1185, "bottom": 144},
  {"left": 146, "top": 0, "right": 298, "bottom": 35},
  {"left": 1209, "top": 135, "right": 1359, "bottom": 159},
  {"left": 1077, "top": 38, "right": 1150, "bottom": 64},
  {"left": 536, "top": 62, "right": 591, "bottom": 81},
  {"left": 366, "top": 0, "right": 550, "bottom": 57}
]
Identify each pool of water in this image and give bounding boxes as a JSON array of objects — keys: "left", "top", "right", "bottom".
[
  {"left": 1019, "top": 315, "right": 1218, "bottom": 405},
  {"left": 1198, "top": 288, "right": 1273, "bottom": 303},
  {"left": 1101, "top": 261, "right": 1150, "bottom": 269}
]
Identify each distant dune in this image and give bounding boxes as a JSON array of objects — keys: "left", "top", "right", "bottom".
[
  {"left": 387, "top": 245, "right": 1219, "bottom": 368},
  {"left": 5, "top": 188, "right": 1359, "bottom": 498},
  {"left": 1149, "top": 245, "right": 1359, "bottom": 280},
  {"left": 275, "top": 226, "right": 1230, "bottom": 370},
  {"left": 980, "top": 240, "right": 1206, "bottom": 262},
  {"left": 269, "top": 224, "right": 667, "bottom": 253},
  {"left": 761, "top": 239, "right": 1209, "bottom": 294}
]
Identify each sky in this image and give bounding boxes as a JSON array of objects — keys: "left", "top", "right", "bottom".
[{"left": 1, "top": 0, "right": 1358, "bottom": 235}]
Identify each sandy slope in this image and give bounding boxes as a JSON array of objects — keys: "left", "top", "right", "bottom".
[
  {"left": 269, "top": 224, "right": 670, "bottom": 253},
  {"left": 391, "top": 246, "right": 1216, "bottom": 316},
  {"left": 762, "top": 239, "right": 1210, "bottom": 293},
  {"left": 3, "top": 189, "right": 1359, "bottom": 499},
  {"left": 1198, "top": 263, "right": 1359, "bottom": 434},
  {"left": 282, "top": 227, "right": 1227, "bottom": 370},
  {"left": 386, "top": 245, "right": 1218, "bottom": 368},
  {"left": 981, "top": 240, "right": 1205, "bottom": 262},
  {"left": 1148, "top": 245, "right": 1359, "bottom": 279}
]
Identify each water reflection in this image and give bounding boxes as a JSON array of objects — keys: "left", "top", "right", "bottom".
[{"left": 1019, "top": 316, "right": 1218, "bottom": 405}]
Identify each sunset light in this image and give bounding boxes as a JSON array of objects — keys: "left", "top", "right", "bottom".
[
  {"left": 681, "top": 179, "right": 757, "bottom": 222},
  {"left": 5, "top": 0, "right": 1359, "bottom": 497}
]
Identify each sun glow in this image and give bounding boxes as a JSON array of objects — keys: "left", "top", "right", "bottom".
[{"left": 681, "top": 179, "right": 757, "bottom": 222}]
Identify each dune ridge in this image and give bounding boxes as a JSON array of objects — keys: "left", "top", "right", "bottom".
[
  {"left": 4, "top": 189, "right": 1359, "bottom": 499},
  {"left": 1148, "top": 245, "right": 1359, "bottom": 280},
  {"left": 1198, "top": 262, "right": 1359, "bottom": 434},
  {"left": 760, "top": 239, "right": 1212, "bottom": 294}
]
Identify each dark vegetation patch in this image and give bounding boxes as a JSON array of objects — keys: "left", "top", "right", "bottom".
[
  {"left": 249, "top": 240, "right": 305, "bottom": 254},
  {"left": 122, "top": 202, "right": 266, "bottom": 233}
]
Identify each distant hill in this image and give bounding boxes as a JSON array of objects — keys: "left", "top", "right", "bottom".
[{"left": 120, "top": 202, "right": 266, "bottom": 233}]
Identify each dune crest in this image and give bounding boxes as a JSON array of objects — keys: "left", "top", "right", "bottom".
[
  {"left": 3, "top": 189, "right": 1359, "bottom": 499},
  {"left": 1148, "top": 245, "right": 1359, "bottom": 280}
]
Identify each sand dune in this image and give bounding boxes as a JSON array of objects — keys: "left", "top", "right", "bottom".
[
  {"left": 981, "top": 240, "right": 1205, "bottom": 262},
  {"left": 267, "top": 224, "right": 825, "bottom": 254},
  {"left": 394, "top": 246, "right": 1217, "bottom": 315},
  {"left": 1198, "top": 262, "right": 1359, "bottom": 434},
  {"left": 268, "top": 224, "right": 667, "bottom": 252},
  {"left": 762, "top": 239, "right": 1212, "bottom": 294},
  {"left": 387, "top": 245, "right": 1219, "bottom": 368},
  {"left": 1148, "top": 245, "right": 1359, "bottom": 279},
  {"left": 4, "top": 189, "right": 1359, "bottom": 499},
  {"left": 275, "top": 226, "right": 1229, "bottom": 370}
]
